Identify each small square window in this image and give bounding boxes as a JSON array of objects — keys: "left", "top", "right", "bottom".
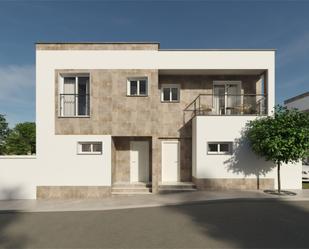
[
  {"left": 208, "top": 142, "right": 232, "bottom": 155},
  {"left": 127, "top": 78, "right": 148, "bottom": 96},
  {"left": 78, "top": 142, "right": 103, "bottom": 155},
  {"left": 161, "top": 84, "right": 180, "bottom": 102}
]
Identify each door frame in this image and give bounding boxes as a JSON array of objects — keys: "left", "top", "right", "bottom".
[
  {"left": 130, "top": 141, "right": 149, "bottom": 183},
  {"left": 161, "top": 140, "right": 180, "bottom": 182}
]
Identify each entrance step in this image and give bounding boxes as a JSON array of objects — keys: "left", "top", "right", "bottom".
[
  {"left": 158, "top": 182, "right": 197, "bottom": 193},
  {"left": 112, "top": 182, "right": 152, "bottom": 196}
]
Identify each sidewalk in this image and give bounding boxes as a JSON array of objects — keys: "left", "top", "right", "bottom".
[{"left": 1, "top": 189, "right": 309, "bottom": 213}]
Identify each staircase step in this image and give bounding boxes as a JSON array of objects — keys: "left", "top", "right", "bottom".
[
  {"left": 112, "top": 192, "right": 152, "bottom": 196},
  {"left": 112, "top": 182, "right": 152, "bottom": 195},
  {"left": 158, "top": 182, "right": 197, "bottom": 193},
  {"left": 112, "top": 187, "right": 151, "bottom": 193}
]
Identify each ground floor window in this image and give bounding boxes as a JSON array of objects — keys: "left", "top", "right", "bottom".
[
  {"left": 77, "top": 142, "right": 102, "bottom": 154},
  {"left": 207, "top": 142, "right": 232, "bottom": 155}
]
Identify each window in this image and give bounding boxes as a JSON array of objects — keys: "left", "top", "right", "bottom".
[
  {"left": 127, "top": 78, "right": 148, "bottom": 96},
  {"left": 60, "top": 75, "right": 90, "bottom": 117},
  {"left": 161, "top": 84, "right": 180, "bottom": 102},
  {"left": 78, "top": 142, "right": 102, "bottom": 155},
  {"left": 207, "top": 142, "right": 232, "bottom": 155}
]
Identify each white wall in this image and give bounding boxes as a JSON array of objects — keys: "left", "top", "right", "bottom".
[
  {"left": 193, "top": 116, "right": 302, "bottom": 189},
  {"left": 0, "top": 156, "right": 38, "bottom": 199},
  {"left": 0, "top": 135, "right": 111, "bottom": 200}
]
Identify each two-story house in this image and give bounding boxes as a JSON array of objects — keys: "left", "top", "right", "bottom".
[{"left": 0, "top": 42, "right": 302, "bottom": 199}]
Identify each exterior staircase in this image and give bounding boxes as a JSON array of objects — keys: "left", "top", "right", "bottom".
[
  {"left": 158, "top": 182, "right": 197, "bottom": 193},
  {"left": 112, "top": 182, "right": 152, "bottom": 196}
]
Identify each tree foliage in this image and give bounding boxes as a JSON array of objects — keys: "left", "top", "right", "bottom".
[
  {"left": 0, "top": 114, "right": 10, "bottom": 155},
  {"left": 246, "top": 106, "right": 309, "bottom": 192},
  {"left": 4, "top": 122, "right": 36, "bottom": 155}
]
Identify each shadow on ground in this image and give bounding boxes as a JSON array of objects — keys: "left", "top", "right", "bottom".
[
  {"left": 0, "top": 198, "right": 309, "bottom": 248},
  {"left": 169, "top": 198, "right": 309, "bottom": 248}
]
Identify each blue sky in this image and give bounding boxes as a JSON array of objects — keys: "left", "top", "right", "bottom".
[{"left": 0, "top": 0, "right": 308, "bottom": 126}]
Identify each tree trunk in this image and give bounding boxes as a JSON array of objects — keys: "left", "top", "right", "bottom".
[{"left": 277, "top": 162, "right": 281, "bottom": 193}]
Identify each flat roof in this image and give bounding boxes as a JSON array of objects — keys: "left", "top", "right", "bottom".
[
  {"left": 35, "top": 42, "right": 276, "bottom": 51},
  {"left": 284, "top": 91, "right": 309, "bottom": 104}
]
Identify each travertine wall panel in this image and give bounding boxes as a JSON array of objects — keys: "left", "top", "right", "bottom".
[
  {"left": 37, "top": 43, "right": 159, "bottom": 51},
  {"left": 37, "top": 186, "right": 111, "bottom": 199},
  {"left": 193, "top": 177, "right": 274, "bottom": 190}
]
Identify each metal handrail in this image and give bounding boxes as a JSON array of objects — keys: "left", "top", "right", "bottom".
[{"left": 183, "top": 93, "right": 267, "bottom": 123}]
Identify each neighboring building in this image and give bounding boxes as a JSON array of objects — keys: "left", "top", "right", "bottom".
[
  {"left": 284, "top": 92, "right": 309, "bottom": 113},
  {"left": 0, "top": 42, "right": 302, "bottom": 199},
  {"left": 284, "top": 92, "right": 309, "bottom": 169}
]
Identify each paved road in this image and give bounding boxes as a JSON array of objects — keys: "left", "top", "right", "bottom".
[{"left": 1, "top": 199, "right": 309, "bottom": 248}]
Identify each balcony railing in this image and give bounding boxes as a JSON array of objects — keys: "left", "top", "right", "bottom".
[
  {"left": 59, "top": 94, "right": 90, "bottom": 117},
  {"left": 184, "top": 94, "right": 267, "bottom": 122}
]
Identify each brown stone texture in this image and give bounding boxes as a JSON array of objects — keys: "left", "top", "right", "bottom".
[
  {"left": 36, "top": 43, "right": 159, "bottom": 50},
  {"left": 36, "top": 186, "right": 111, "bottom": 199},
  {"left": 112, "top": 137, "right": 152, "bottom": 184},
  {"left": 193, "top": 177, "right": 274, "bottom": 190}
]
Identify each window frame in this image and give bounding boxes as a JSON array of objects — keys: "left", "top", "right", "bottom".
[
  {"left": 77, "top": 142, "right": 103, "bottom": 155},
  {"left": 127, "top": 77, "right": 148, "bottom": 97},
  {"left": 59, "top": 73, "right": 90, "bottom": 118},
  {"left": 161, "top": 84, "right": 180, "bottom": 103},
  {"left": 207, "top": 142, "right": 233, "bottom": 155}
]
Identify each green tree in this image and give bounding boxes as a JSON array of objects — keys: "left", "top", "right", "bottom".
[
  {"left": 5, "top": 122, "right": 36, "bottom": 155},
  {"left": 0, "top": 114, "right": 10, "bottom": 155},
  {"left": 246, "top": 106, "right": 309, "bottom": 193}
]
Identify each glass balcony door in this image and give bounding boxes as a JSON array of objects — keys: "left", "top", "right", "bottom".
[{"left": 213, "top": 81, "right": 242, "bottom": 115}]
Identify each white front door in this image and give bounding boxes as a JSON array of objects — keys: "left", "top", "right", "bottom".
[
  {"left": 130, "top": 141, "right": 149, "bottom": 183},
  {"left": 162, "top": 141, "right": 179, "bottom": 182}
]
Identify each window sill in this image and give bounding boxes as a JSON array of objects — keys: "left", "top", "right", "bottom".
[
  {"left": 77, "top": 152, "right": 102, "bottom": 155},
  {"left": 58, "top": 116, "right": 91, "bottom": 118},
  {"left": 161, "top": 100, "right": 180, "bottom": 103},
  {"left": 126, "top": 95, "right": 148, "bottom": 97}
]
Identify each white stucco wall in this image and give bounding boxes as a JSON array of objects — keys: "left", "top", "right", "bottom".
[
  {"left": 0, "top": 135, "right": 111, "bottom": 200},
  {"left": 193, "top": 116, "right": 302, "bottom": 189}
]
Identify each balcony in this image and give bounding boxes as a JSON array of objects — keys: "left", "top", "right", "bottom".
[
  {"left": 59, "top": 94, "right": 90, "bottom": 117},
  {"left": 184, "top": 94, "right": 267, "bottom": 121}
]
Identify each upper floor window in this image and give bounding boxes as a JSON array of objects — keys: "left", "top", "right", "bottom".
[
  {"left": 127, "top": 78, "right": 148, "bottom": 96},
  {"left": 161, "top": 84, "right": 180, "bottom": 102},
  {"left": 59, "top": 74, "right": 90, "bottom": 117}
]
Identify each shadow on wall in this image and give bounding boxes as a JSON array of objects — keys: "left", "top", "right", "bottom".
[
  {"left": 224, "top": 129, "right": 275, "bottom": 189},
  {"left": 0, "top": 186, "right": 23, "bottom": 201}
]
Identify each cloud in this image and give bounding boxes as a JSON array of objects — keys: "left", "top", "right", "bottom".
[
  {"left": 0, "top": 65, "right": 35, "bottom": 104},
  {"left": 0, "top": 65, "right": 35, "bottom": 126},
  {"left": 277, "top": 32, "right": 309, "bottom": 67}
]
